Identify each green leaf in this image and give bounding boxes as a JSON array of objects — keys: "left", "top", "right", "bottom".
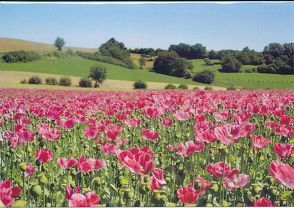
[{"left": 281, "top": 190, "right": 293, "bottom": 201}]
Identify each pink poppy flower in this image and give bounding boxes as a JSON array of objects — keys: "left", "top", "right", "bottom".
[
  {"left": 68, "top": 191, "right": 100, "bottom": 207},
  {"left": 251, "top": 135, "right": 271, "bottom": 151},
  {"left": 124, "top": 118, "right": 141, "bottom": 128},
  {"left": 206, "top": 162, "right": 231, "bottom": 178},
  {"left": 223, "top": 173, "right": 250, "bottom": 191},
  {"left": 173, "top": 110, "right": 190, "bottom": 121},
  {"left": 118, "top": 146, "right": 154, "bottom": 175},
  {"left": 150, "top": 168, "right": 166, "bottom": 191},
  {"left": 57, "top": 157, "right": 77, "bottom": 169},
  {"left": 77, "top": 156, "right": 106, "bottom": 173},
  {"left": 25, "top": 164, "right": 36, "bottom": 177},
  {"left": 161, "top": 118, "right": 173, "bottom": 127},
  {"left": 100, "top": 143, "right": 120, "bottom": 156},
  {"left": 141, "top": 129, "right": 159, "bottom": 142},
  {"left": 269, "top": 161, "right": 294, "bottom": 189},
  {"left": 177, "top": 141, "right": 205, "bottom": 157}
]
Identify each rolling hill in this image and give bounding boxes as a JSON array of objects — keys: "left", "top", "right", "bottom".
[
  {"left": 0, "top": 38, "right": 97, "bottom": 53},
  {"left": 0, "top": 38, "right": 293, "bottom": 89}
]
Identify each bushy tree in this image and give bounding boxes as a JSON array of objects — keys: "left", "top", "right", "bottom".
[
  {"left": 153, "top": 51, "right": 193, "bottom": 78},
  {"left": 193, "top": 70, "right": 215, "bottom": 84},
  {"left": 79, "top": 78, "right": 92, "bottom": 88},
  {"left": 168, "top": 43, "right": 207, "bottom": 59},
  {"left": 28, "top": 76, "right": 42, "bottom": 84},
  {"left": 45, "top": 77, "right": 58, "bottom": 85},
  {"left": 133, "top": 80, "right": 147, "bottom": 89},
  {"left": 139, "top": 56, "right": 146, "bottom": 69},
  {"left": 3, "top": 51, "right": 41, "bottom": 63},
  {"left": 54, "top": 37, "right": 65, "bottom": 51},
  {"left": 178, "top": 84, "right": 188, "bottom": 89},
  {"left": 59, "top": 77, "right": 71, "bottom": 86},
  {"left": 99, "top": 38, "right": 135, "bottom": 68},
  {"left": 220, "top": 56, "right": 241, "bottom": 73},
  {"left": 89, "top": 66, "right": 107, "bottom": 88},
  {"left": 164, "top": 84, "right": 177, "bottom": 89}
]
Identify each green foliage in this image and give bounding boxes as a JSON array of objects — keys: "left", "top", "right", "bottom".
[
  {"left": 28, "top": 75, "right": 42, "bottom": 84},
  {"left": 153, "top": 51, "right": 193, "bottom": 78},
  {"left": 2, "top": 51, "right": 41, "bottom": 63},
  {"left": 133, "top": 80, "right": 147, "bottom": 89},
  {"left": 227, "top": 86, "right": 236, "bottom": 90},
  {"left": 128, "top": 48, "right": 157, "bottom": 56},
  {"left": 178, "top": 84, "right": 188, "bottom": 89},
  {"left": 89, "top": 66, "right": 107, "bottom": 88},
  {"left": 76, "top": 51, "right": 134, "bottom": 69},
  {"left": 204, "top": 86, "right": 213, "bottom": 90},
  {"left": 59, "top": 77, "right": 71, "bottom": 86},
  {"left": 99, "top": 38, "right": 135, "bottom": 69},
  {"left": 79, "top": 77, "right": 92, "bottom": 88},
  {"left": 164, "top": 84, "right": 177, "bottom": 89},
  {"left": 54, "top": 37, "right": 65, "bottom": 51},
  {"left": 45, "top": 77, "right": 58, "bottom": 85},
  {"left": 261, "top": 42, "right": 294, "bottom": 74},
  {"left": 139, "top": 56, "right": 146, "bottom": 69},
  {"left": 20, "top": 79, "right": 27, "bottom": 84},
  {"left": 169, "top": 43, "right": 207, "bottom": 59},
  {"left": 193, "top": 70, "right": 215, "bottom": 84},
  {"left": 220, "top": 56, "right": 242, "bottom": 73}
]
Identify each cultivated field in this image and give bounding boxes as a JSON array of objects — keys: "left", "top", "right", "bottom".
[{"left": 0, "top": 89, "right": 293, "bottom": 207}]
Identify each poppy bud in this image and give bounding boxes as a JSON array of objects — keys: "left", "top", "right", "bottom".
[
  {"left": 19, "top": 162, "right": 27, "bottom": 171},
  {"left": 39, "top": 175, "right": 48, "bottom": 185},
  {"left": 31, "top": 185, "right": 42, "bottom": 196}
]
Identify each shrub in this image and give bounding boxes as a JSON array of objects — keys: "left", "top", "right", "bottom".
[
  {"left": 28, "top": 76, "right": 42, "bottom": 84},
  {"left": 227, "top": 86, "right": 236, "bottom": 90},
  {"left": 59, "top": 77, "right": 72, "bottom": 86},
  {"left": 2, "top": 51, "right": 41, "bottom": 63},
  {"left": 193, "top": 86, "right": 199, "bottom": 90},
  {"left": 193, "top": 70, "right": 215, "bottom": 84},
  {"left": 45, "top": 77, "right": 58, "bottom": 85},
  {"left": 79, "top": 78, "right": 92, "bottom": 88},
  {"left": 178, "top": 84, "right": 188, "bottom": 89},
  {"left": 20, "top": 79, "right": 27, "bottom": 84},
  {"left": 164, "top": 84, "right": 177, "bottom": 89},
  {"left": 133, "top": 80, "right": 147, "bottom": 89},
  {"left": 204, "top": 86, "right": 213, "bottom": 90}
]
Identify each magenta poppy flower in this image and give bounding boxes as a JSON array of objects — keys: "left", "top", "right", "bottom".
[
  {"left": 0, "top": 180, "right": 21, "bottom": 207},
  {"left": 35, "top": 148, "right": 53, "bottom": 163},
  {"left": 274, "top": 143, "right": 293, "bottom": 158},
  {"left": 141, "top": 129, "right": 159, "bottom": 142},
  {"left": 253, "top": 197, "right": 273, "bottom": 207},
  {"left": 25, "top": 164, "right": 36, "bottom": 177},
  {"left": 150, "top": 168, "right": 166, "bottom": 191}
]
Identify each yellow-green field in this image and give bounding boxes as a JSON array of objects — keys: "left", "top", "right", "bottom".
[{"left": 0, "top": 38, "right": 97, "bottom": 53}]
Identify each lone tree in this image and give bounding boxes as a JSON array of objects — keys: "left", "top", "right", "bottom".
[
  {"left": 89, "top": 66, "right": 107, "bottom": 88},
  {"left": 54, "top": 37, "right": 65, "bottom": 51},
  {"left": 139, "top": 56, "right": 146, "bottom": 69}
]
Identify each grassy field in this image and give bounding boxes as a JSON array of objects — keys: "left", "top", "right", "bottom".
[
  {"left": 191, "top": 59, "right": 294, "bottom": 89},
  {"left": 0, "top": 38, "right": 97, "bottom": 53},
  {"left": 0, "top": 71, "right": 212, "bottom": 90},
  {"left": 0, "top": 38, "right": 293, "bottom": 89},
  {"left": 0, "top": 56, "right": 202, "bottom": 86},
  {"left": 130, "top": 53, "right": 154, "bottom": 69}
]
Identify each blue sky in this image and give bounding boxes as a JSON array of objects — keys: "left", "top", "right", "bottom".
[{"left": 0, "top": 2, "right": 293, "bottom": 51}]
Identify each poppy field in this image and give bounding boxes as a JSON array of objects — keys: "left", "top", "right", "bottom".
[{"left": 0, "top": 88, "right": 293, "bottom": 207}]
